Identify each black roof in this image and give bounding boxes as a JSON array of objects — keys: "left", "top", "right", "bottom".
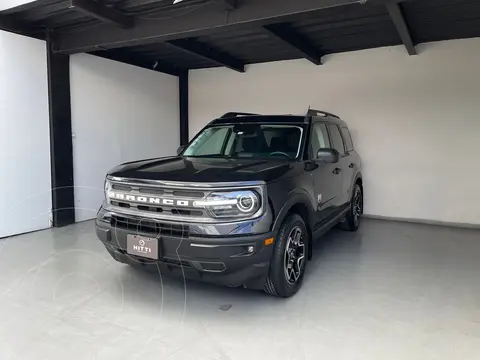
[
  {"left": 210, "top": 115, "right": 309, "bottom": 126},
  {"left": 1, "top": 0, "right": 479, "bottom": 76},
  {"left": 209, "top": 113, "right": 347, "bottom": 127}
]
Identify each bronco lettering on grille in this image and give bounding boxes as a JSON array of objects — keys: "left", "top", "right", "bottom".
[{"left": 108, "top": 192, "right": 190, "bottom": 207}]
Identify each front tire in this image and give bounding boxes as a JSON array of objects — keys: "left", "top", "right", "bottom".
[{"left": 264, "top": 214, "right": 308, "bottom": 297}]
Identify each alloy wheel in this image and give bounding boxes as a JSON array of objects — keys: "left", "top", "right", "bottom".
[
  {"left": 284, "top": 226, "right": 305, "bottom": 285},
  {"left": 353, "top": 187, "right": 363, "bottom": 225}
]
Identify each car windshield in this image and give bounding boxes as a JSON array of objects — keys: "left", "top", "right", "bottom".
[{"left": 183, "top": 124, "right": 304, "bottom": 159}]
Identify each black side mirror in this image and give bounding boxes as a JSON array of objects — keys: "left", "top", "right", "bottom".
[
  {"left": 177, "top": 145, "right": 186, "bottom": 155},
  {"left": 316, "top": 148, "right": 339, "bottom": 163}
]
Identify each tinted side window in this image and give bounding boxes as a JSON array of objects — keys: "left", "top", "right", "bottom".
[
  {"left": 311, "top": 123, "right": 331, "bottom": 159},
  {"left": 328, "top": 125, "right": 346, "bottom": 154},
  {"left": 340, "top": 127, "right": 354, "bottom": 152}
]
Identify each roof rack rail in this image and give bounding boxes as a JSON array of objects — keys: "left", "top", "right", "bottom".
[
  {"left": 307, "top": 109, "right": 340, "bottom": 119},
  {"left": 220, "top": 112, "right": 259, "bottom": 118}
]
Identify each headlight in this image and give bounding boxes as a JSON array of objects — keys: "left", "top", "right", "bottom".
[
  {"left": 104, "top": 178, "right": 112, "bottom": 202},
  {"left": 193, "top": 190, "right": 262, "bottom": 219}
]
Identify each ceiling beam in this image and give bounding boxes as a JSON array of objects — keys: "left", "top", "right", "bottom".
[
  {"left": 0, "top": 14, "right": 44, "bottom": 39},
  {"left": 386, "top": 2, "right": 416, "bottom": 55},
  {"left": 264, "top": 23, "right": 322, "bottom": 65},
  {"left": 91, "top": 48, "right": 181, "bottom": 76},
  {"left": 69, "top": 0, "right": 134, "bottom": 28},
  {"left": 55, "top": 0, "right": 364, "bottom": 54},
  {"left": 167, "top": 38, "right": 245, "bottom": 73},
  {"left": 214, "top": 0, "right": 237, "bottom": 11}
]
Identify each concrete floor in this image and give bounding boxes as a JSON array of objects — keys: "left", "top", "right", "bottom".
[{"left": 0, "top": 219, "right": 479, "bottom": 360}]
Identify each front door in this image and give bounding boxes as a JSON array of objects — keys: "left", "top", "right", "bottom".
[
  {"left": 328, "top": 124, "right": 350, "bottom": 206},
  {"left": 308, "top": 122, "right": 343, "bottom": 227}
]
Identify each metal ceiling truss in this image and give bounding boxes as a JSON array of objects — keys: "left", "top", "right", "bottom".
[
  {"left": 167, "top": 38, "right": 245, "bottom": 73},
  {"left": 214, "top": 0, "right": 237, "bottom": 11},
  {"left": 54, "top": 0, "right": 366, "bottom": 54},
  {"left": 68, "top": 0, "right": 134, "bottom": 28},
  {"left": 264, "top": 23, "right": 323, "bottom": 65},
  {"left": 385, "top": 2, "right": 417, "bottom": 55},
  {"left": 0, "top": 0, "right": 429, "bottom": 76},
  {"left": 91, "top": 47, "right": 182, "bottom": 76},
  {"left": 0, "top": 13, "right": 43, "bottom": 38}
]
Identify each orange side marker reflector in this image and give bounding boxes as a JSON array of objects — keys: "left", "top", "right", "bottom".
[{"left": 264, "top": 237, "right": 274, "bottom": 246}]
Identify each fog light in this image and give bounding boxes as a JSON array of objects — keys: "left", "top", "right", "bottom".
[{"left": 247, "top": 246, "right": 254, "bottom": 253}]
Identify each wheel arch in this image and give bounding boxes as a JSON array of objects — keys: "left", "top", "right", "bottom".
[
  {"left": 353, "top": 172, "right": 363, "bottom": 196},
  {"left": 355, "top": 172, "right": 363, "bottom": 186},
  {"left": 272, "top": 194, "right": 315, "bottom": 260}
]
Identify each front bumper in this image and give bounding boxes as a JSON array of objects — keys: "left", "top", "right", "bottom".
[{"left": 96, "top": 212, "right": 275, "bottom": 290}]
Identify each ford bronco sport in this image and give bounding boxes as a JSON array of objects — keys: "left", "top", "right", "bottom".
[{"left": 96, "top": 110, "right": 363, "bottom": 297}]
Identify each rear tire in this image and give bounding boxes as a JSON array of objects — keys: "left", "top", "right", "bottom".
[
  {"left": 264, "top": 214, "right": 308, "bottom": 297},
  {"left": 339, "top": 183, "right": 363, "bottom": 232}
]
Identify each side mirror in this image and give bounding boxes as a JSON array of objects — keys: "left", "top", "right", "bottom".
[
  {"left": 316, "top": 148, "right": 339, "bottom": 163},
  {"left": 176, "top": 145, "right": 186, "bottom": 155}
]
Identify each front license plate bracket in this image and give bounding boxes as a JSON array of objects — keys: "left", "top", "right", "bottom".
[{"left": 126, "top": 234, "right": 159, "bottom": 260}]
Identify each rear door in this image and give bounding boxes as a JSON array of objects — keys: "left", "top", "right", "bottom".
[
  {"left": 339, "top": 126, "right": 359, "bottom": 203},
  {"left": 327, "top": 124, "right": 350, "bottom": 206},
  {"left": 308, "top": 122, "right": 342, "bottom": 226}
]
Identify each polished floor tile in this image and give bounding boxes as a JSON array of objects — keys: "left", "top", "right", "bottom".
[{"left": 0, "top": 219, "right": 479, "bottom": 359}]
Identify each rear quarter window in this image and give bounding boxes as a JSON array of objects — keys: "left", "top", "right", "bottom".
[
  {"left": 328, "top": 125, "right": 346, "bottom": 154},
  {"left": 340, "top": 127, "right": 354, "bottom": 152}
]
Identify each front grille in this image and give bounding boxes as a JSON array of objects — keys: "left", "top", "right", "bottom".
[
  {"left": 110, "top": 201, "right": 204, "bottom": 217},
  {"left": 108, "top": 180, "right": 207, "bottom": 219},
  {"left": 172, "top": 190, "right": 204, "bottom": 198},
  {"left": 111, "top": 215, "right": 189, "bottom": 238}
]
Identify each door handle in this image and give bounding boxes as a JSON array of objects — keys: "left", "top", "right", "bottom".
[
  {"left": 333, "top": 167, "right": 342, "bottom": 175},
  {"left": 349, "top": 163, "right": 355, "bottom": 168}
]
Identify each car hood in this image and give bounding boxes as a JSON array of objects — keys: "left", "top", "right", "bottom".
[{"left": 108, "top": 156, "right": 301, "bottom": 183}]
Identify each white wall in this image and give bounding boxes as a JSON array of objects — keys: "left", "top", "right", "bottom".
[
  {"left": 71, "top": 54, "right": 179, "bottom": 222},
  {"left": 0, "top": 0, "right": 35, "bottom": 10},
  {"left": 190, "top": 38, "right": 480, "bottom": 226},
  {"left": 0, "top": 31, "right": 51, "bottom": 237}
]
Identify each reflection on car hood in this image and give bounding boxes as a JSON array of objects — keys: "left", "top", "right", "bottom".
[{"left": 108, "top": 156, "right": 302, "bottom": 183}]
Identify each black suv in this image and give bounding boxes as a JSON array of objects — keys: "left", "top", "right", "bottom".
[{"left": 96, "top": 110, "right": 363, "bottom": 297}]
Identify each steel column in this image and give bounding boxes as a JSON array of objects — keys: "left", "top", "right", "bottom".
[
  {"left": 47, "top": 37, "right": 75, "bottom": 227},
  {"left": 179, "top": 70, "right": 189, "bottom": 146}
]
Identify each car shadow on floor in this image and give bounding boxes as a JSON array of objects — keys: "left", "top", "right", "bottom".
[
  {"left": 303, "top": 227, "right": 363, "bottom": 280},
  {"left": 92, "top": 225, "right": 365, "bottom": 326}
]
